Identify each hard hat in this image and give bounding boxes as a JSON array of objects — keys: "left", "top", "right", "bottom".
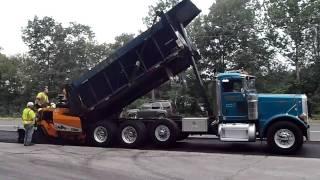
[
  {"left": 27, "top": 102, "right": 34, "bottom": 107},
  {"left": 50, "top": 103, "right": 56, "bottom": 108}
]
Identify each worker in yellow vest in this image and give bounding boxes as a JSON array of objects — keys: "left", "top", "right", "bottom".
[
  {"left": 22, "top": 102, "right": 36, "bottom": 146},
  {"left": 35, "top": 86, "right": 49, "bottom": 108}
]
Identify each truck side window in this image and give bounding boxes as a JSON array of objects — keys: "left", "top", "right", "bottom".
[{"left": 222, "top": 80, "right": 242, "bottom": 93}]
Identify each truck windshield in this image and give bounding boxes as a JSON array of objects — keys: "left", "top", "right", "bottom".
[{"left": 222, "top": 79, "right": 242, "bottom": 93}]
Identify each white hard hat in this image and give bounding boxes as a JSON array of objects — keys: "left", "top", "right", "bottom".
[
  {"left": 27, "top": 102, "right": 34, "bottom": 107},
  {"left": 50, "top": 102, "right": 56, "bottom": 108}
]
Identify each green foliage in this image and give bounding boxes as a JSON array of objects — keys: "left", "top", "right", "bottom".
[
  {"left": 266, "top": 0, "right": 319, "bottom": 82},
  {"left": 1, "top": 17, "right": 134, "bottom": 116},
  {"left": 190, "top": 0, "right": 273, "bottom": 78},
  {"left": 143, "top": 0, "right": 180, "bottom": 27},
  {"left": 0, "top": 53, "right": 24, "bottom": 115},
  {"left": 108, "top": 33, "right": 135, "bottom": 51},
  {"left": 21, "top": 16, "right": 111, "bottom": 98}
]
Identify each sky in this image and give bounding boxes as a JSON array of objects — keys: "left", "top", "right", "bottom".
[{"left": 0, "top": 0, "right": 213, "bottom": 56}]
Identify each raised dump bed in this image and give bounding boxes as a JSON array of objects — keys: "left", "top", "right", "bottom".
[{"left": 68, "top": 0, "right": 201, "bottom": 119}]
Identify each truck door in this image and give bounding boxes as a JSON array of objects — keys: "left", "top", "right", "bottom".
[{"left": 221, "top": 78, "right": 248, "bottom": 121}]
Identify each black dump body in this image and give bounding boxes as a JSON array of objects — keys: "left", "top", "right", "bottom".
[{"left": 68, "top": 0, "right": 201, "bottom": 123}]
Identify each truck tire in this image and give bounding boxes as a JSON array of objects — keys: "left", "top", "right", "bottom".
[
  {"left": 87, "top": 121, "right": 117, "bottom": 147},
  {"left": 150, "top": 119, "right": 179, "bottom": 147},
  {"left": 119, "top": 120, "right": 147, "bottom": 148},
  {"left": 267, "top": 121, "right": 303, "bottom": 154}
]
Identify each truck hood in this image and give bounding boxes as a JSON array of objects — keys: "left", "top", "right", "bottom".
[{"left": 257, "top": 93, "right": 306, "bottom": 118}]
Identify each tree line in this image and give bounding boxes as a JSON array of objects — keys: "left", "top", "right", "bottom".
[{"left": 0, "top": 0, "right": 319, "bottom": 116}]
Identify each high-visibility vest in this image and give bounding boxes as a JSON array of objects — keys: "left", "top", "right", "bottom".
[
  {"left": 36, "top": 92, "right": 49, "bottom": 104},
  {"left": 22, "top": 108, "right": 36, "bottom": 125}
]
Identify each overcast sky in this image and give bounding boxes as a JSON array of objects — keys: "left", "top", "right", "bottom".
[{"left": 0, "top": 0, "right": 213, "bottom": 56}]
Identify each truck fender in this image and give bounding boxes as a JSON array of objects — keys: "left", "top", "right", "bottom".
[{"left": 261, "top": 114, "right": 308, "bottom": 139}]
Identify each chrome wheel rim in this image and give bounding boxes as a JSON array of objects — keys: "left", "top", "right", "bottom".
[
  {"left": 94, "top": 126, "right": 108, "bottom": 143},
  {"left": 274, "top": 128, "right": 295, "bottom": 149},
  {"left": 155, "top": 125, "right": 170, "bottom": 142},
  {"left": 122, "top": 126, "right": 138, "bottom": 144}
]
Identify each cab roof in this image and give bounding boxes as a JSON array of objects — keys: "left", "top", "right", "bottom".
[{"left": 216, "top": 71, "right": 255, "bottom": 80}]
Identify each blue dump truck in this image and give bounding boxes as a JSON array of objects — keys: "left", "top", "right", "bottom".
[{"left": 30, "top": 0, "right": 309, "bottom": 154}]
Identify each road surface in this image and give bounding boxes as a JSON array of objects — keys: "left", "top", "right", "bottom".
[{"left": 0, "top": 140, "right": 320, "bottom": 180}]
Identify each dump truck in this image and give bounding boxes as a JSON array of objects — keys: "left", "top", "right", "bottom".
[{"left": 19, "top": 0, "right": 309, "bottom": 154}]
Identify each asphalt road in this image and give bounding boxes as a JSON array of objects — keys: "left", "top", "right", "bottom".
[
  {"left": 1, "top": 119, "right": 320, "bottom": 179},
  {"left": 0, "top": 139, "right": 320, "bottom": 180},
  {"left": 310, "top": 121, "right": 320, "bottom": 141}
]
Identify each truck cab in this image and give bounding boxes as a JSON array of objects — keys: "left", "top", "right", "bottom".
[
  {"left": 212, "top": 70, "right": 309, "bottom": 153},
  {"left": 216, "top": 71, "right": 257, "bottom": 122}
]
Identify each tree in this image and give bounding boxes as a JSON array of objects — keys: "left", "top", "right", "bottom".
[
  {"left": 265, "top": 0, "right": 318, "bottom": 83},
  {"left": 143, "top": 0, "right": 180, "bottom": 27},
  {"left": 107, "top": 33, "right": 135, "bottom": 52},
  {"left": 22, "top": 16, "right": 110, "bottom": 97},
  {"left": 190, "top": 0, "right": 273, "bottom": 79},
  {"left": 0, "top": 53, "right": 23, "bottom": 115}
]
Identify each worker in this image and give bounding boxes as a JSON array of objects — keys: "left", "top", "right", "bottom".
[
  {"left": 62, "top": 86, "right": 67, "bottom": 101},
  {"left": 22, "top": 102, "right": 36, "bottom": 146},
  {"left": 60, "top": 84, "right": 70, "bottom": 107},
  {"left": 35, "top": 86, "right": 49, "bottom": 108}
]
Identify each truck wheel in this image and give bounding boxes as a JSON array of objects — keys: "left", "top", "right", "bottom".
[
  {"left": 119, "top": 121, "right": 146, "bottom": 148},
  {"left": 267, "top": 121, "right": 303, "bottom": 154},
  {"left": 150, "top": 119, "right": 179, "bottom": 147},
  {"left": 88, "top": 121, "right": 117, "bottom": 147}
]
